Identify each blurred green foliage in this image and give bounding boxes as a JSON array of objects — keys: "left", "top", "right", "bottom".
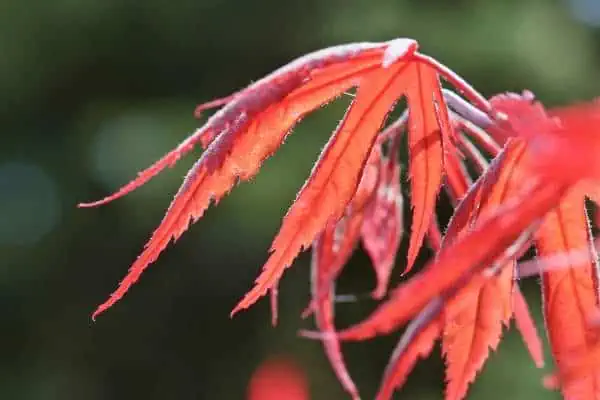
[{"left": 1, "top": 0, "right": 598, "bottom": 398}]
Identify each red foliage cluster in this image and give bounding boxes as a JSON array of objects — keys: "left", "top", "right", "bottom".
[{"left": 81, "top": 38, "right": 600, "bottom": 399}]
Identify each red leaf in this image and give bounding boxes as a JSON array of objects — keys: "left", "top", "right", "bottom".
[
  {"left": 536, "top": 188, "right": 600, "bottom": 399},
  {"left": 303, "top": 144, "right": 382, "bottom": 318},
  {"left": 512, "top": 287, "right": 545, "bottom": 368},
  {"left": 231, "top": 62, "right": 418, "bottom": 316},
  {"left": 442, "top": 264, "right": 513, "bottom": 400},
  {"left": 361, "top": 154, "right": 403, "bottom": 299},
  {"left": 441, "top": 139, "right": 529, "bottom": 400},
  {"left": 303, "top": 144, "right": 387, "bottom": 399},
  {"left": 443, "top": 139, "right": 526, "bottom": 248},
  {"left": 89, "top": 40, "right": 417, "bottom": 318},
  {"left": 404, "top": 62, "right": 447, "bottom": 274},
  {"left": 301, "top": 144, "right": 386, "bottom": 399},
  {"left": 310, "top": 223, "right": 361, "bottom": 400},
  {"left": 306, "top": 212, "right": 365, "bottom": 316}
]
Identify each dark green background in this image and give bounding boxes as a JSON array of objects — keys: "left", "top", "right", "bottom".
[{"left": 2, "top": 0, "right": 599, "bottom": 399}]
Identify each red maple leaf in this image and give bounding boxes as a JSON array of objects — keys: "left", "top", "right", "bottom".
[{"left": 82, "top": 38, "right": 600, "bottom": 399}]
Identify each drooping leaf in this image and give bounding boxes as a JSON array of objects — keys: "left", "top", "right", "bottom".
[
  {"left": 84, "top": 36, "right": 497, "bottom": 321},
  {"left": 302, "top": 143, "right": 391, "bottom": 399},
  {"left": 361, "top": 152, "right": 403, "bottom": 299},
  {"left": 303, "top": 144, "right": 382, "bottom": 318},
  {"left": 536, "top": 187, "right": 600, "bottom": 400},
  {"left": 442, "top": 264, "right": 513, "bottom": 400},
  {"left": 375, "top": 208, "right": 444, "bottom": 400},
  {"left": 443, "top": 139, "right": 525, "bottom": 248},
  {"left": 88, "top": 40, "right": 419, "bottom": 318},
  {"left": 310, "top": 222, "right": 361, "bottom": 400},
  {"left": 74, "top": 31, "right": 600, "bottom": 399},
  {"left": 512, "top": 287, "right": 545, "bottom": 368},
  {"left": 441, "top": 138, "right": 529, "bottom": 400},
  {"left": 403, "top": 62, "right": 447, "bottom": 274},
  {"left": 234, "top": 51, "right": 469, "bottom": 314}
]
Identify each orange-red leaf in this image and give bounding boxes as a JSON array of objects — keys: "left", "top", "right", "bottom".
[
  {"left": 90, "top": 41, "right": 416, "bottom": 318},
  {"left": 310, "top": 222, "right": 361, "bottom": 400},
  {"left": 442, "top": 264, "right": 513, "bottom": 400},
  {"left": 512, "top": 287, "right": 545, "bottom": 368},
  {"left": 404, "top": 63, "right": 447, "bottom": 274},
  {"left": 301, "top": 144, "right": 386, "bottom": 399},
  {"left": 302, "top": 146, "right": 381, "bottom": 319},
  {"left": 443, "top": 139, "right": 526, "bottom": 248},
  {"left": 536, "top": 188, "right": 600, "bottom": 399},
  {"left": 300, "top": 145, "right": 388, "bottom": 400},
  {"left": 441, "top": 139, "right": 528, "bottom": 400}
]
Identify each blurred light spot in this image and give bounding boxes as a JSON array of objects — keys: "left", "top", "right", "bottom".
[
  {"left": 88, "top": 113, "right": 174, "bottom": 193},
  {"left": 0, "top": 162, "right": 60, "bottom": 246},
  {"left": 247, "top": 356, "right": 310, "bottom": 400},
  {"left": 568, "top": 0, "right": 600, "bottom": 27}
]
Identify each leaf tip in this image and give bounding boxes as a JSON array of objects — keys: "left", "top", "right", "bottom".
[
  {"left": 77, "top": 198, "right": 113, "bottom": 208},
  {"left": 91, "top": 304, "right": 108, "bottom": 321},
  {"left": 382, "top": 38, "right": 418, "bottom": 68}
]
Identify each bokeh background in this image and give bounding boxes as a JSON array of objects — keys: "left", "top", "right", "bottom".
[{"left": 2, "top": 0, "right": 600, "bottom": 399}]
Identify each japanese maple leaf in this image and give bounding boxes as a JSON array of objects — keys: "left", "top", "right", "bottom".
[
  {"left": 536, "top": 187, "right": 600, "bottom": 399},
  {"left": 80, "top": 34, "right": 600, "bottom": 400},
  {"left": 440, "top": 139, "right": 527, "bottom": 400},
  {"left": 309, "top": 223, "right": 362, "bottom": 400},
  {"left": 80, "top": 38, "right": 489, "bottom": 319}
]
